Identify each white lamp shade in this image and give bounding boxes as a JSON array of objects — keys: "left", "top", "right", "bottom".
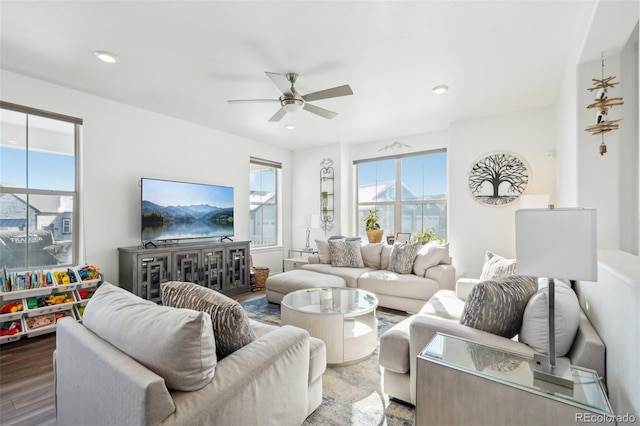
[
  {"left": 515, "top": 208, "right": 597, "bottom": 281},
  {"left": 299, "top": 214, "right": 321, "bottom": 229}
]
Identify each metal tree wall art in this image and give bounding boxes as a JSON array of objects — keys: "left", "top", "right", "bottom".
[
  {"left": 585, "top": 52, "right": 624, "bottom": 156},
  {"left": 468, "top": 153, "right": 529, "bottom": 206}
]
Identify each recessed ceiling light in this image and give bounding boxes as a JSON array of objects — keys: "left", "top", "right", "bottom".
[
  {"left": 94, "top": 51, "right": 119, "bottom": 64},
  {"left": 285, "top": 124, "right": 295, "bottom": 130},
  {"left": 432, "top": 85, "right": 449, "bottom": 94}
]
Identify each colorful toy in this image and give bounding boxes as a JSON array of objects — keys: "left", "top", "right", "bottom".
[
  {"left": 54, "top": 269, "right": 78, "bottom": 285},
  {"left": 78, "top": 288, "right": 96, "bottom": 300},
  {"left": 77, "top": 265, "right": 101, "bottom": 281},
  {"left": 1, "top": 302, "right": 23, "bottom": 314},
  {"left": 0, "top": 320, "right": 22, "bottom": 336}
]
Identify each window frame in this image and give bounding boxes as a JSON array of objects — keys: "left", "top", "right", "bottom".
[
  {"left": 0, "top": 101, "right": 81, "bottom": 270},
  {"left": 354, "top": 149, "right": 447, "bottom": 240},
  {"left": 249, "top": 157, "right": 281, "bottom": 248}
]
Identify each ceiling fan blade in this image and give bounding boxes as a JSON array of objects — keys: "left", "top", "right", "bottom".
[
  {"left": 303, "top": 85, "right": 353, "bottom": 102},
  {"left": 268, "top": 107, "right": 288, "bottom": 122},
  {"left": 227, "top": 99, "right": 280, "bottom": 104},
  {"left": 265, "top": 72, "right": 292, "bottom": 96},
  {"left": 303, "top": 103, "right": 338, "bottom": 120}
]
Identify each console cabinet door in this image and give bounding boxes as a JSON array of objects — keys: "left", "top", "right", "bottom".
[
  {"left": 226, "top": 245, "right": 249, "bottom": 295},
  {"left": 203, "top": 248, "right": 225, "bottom": 291},
  {"left": 137, "top": 253, "right": 171, "bottom": 303},
  {"left": 173, "top": 250, "right": 201, "bottom": 284}
]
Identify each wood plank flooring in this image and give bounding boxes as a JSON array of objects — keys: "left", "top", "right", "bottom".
[{"left": 0, "top": 288, "right": 265, "bottom": 426}]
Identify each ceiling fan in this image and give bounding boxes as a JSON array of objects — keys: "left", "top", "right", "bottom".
[{"left": 227, "top": 72, "right": 353, "bottom": 122}]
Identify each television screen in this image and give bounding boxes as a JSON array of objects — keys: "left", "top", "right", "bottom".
[{"left": 141, "top": 178, "right": 234, "bottom": 242}]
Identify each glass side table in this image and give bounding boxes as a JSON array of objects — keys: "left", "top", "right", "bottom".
[
  {"left": 288, "top": 247, "right": 317, "bottom": 258},
  {"left": 416, "top": 333, "right": 615, "bottom": 426}
]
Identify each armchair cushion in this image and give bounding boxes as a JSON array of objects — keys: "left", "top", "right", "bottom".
[
  {"left": 479, "top": 251, "right": 517, "bottom": 281},
  {"left": 83, "top": 283, "right": 216, "bottom": 391},
  {"left": 162, "top": 281, "right": 255, "bottom": 360},
  {"left": 460, "top": 275, "right": 538, "bottom": 338}
]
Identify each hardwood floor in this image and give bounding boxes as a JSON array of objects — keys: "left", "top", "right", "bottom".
[{"left": 0, "top": 288, "right": 266, "bottom": 426}]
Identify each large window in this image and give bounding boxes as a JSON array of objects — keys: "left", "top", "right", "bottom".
[
  {"left": 0, "top": 101, "right": 81, "bottom": 270},
  {"left": 249, "top": 158, "right": 280, "bottom": 247},
  {"left": 356, "top": 150, "right": 447, "bottom": 240}
]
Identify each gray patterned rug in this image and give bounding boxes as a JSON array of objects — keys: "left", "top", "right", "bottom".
[{"left": 242, "top": 297, "right": 415, "bottom": 426}]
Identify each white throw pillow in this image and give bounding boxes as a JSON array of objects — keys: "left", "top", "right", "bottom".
[
  {"left": 380, "top": 244, "right": 394, "bottom": 270},
  {"left": 519, "top": 282, "right": 580, "bottom": 357},
  {"left": 360, "top": 243, "right": 383, "bottom": 269},
  {"left": 413, "top": 242, "right": 451, "bottom": 277},
  {"left": 315, "top": 239, "right": 331, "bottom": 264},
  {"left": 479, "top": 251, "right": 517, "bottom": 281},
  {"left": 83, "top": 283, "right": 216, "bottom": 391}
]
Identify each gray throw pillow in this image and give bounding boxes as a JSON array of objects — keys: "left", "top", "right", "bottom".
[
  {"left": 329, "top": 239, "right": 365, "bottom": 267},
  {"left": 479, "top": 251, "right": 517, "bottom": 281},
  {"left": 460, "top": 275, "right": 538, "bottom": 338},
  {"left": 388, "top": 242, "right": 421, "bottom": 274},
  {"left": 162, "top": 281, "right": 255, "bottom": 360}
]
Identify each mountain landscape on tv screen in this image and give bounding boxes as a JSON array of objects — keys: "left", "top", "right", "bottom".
[{"left": 142, "top": 201, "right": 233, "bottom": 240}]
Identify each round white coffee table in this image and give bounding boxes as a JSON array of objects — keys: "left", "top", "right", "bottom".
[{"left": 281, "top": 287, "right": 378, "bottom": 366}]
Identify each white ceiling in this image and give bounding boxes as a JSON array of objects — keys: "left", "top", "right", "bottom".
[{"left": 0, "top": 1, "right": 590, "bottom": 150}]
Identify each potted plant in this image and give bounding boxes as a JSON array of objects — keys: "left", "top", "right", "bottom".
[
  {"left": 364, "top": 209, "right": 384, "bottom": 243},
  {"left": 410, "top": 228, "right": 443, "bottom": 245}
]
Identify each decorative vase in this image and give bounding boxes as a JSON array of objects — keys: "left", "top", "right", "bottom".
[{"left": 366, "top": 229, "right": 384, "bottom": 243}]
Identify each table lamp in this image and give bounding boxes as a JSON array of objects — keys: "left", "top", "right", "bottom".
[
  {"left": 515, "top": 206, "right": 597, "bottom": 390},
  {"left": 301, "top": 214, "right": 320, "bottom": 250}
]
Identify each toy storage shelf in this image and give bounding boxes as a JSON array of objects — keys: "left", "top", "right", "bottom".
[{"left": 0, "top": 265, "right": 101, "bottom": 344}]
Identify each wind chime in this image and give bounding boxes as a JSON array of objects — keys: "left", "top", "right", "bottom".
[{"left": 585, "top": 52, "right": 624, "bottom": 156}]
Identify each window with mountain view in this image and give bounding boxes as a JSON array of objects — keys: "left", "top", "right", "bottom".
[
  {"left": 0, "top": 102, "right": 81, "bottom": 270},
  {"left": 356, "top": 150, "right": 447, "bottom": 241},
  {"left": 249, "top": 158, "right": 280, "bottom": 247}
]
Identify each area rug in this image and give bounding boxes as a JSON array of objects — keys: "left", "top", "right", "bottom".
[{"left": 242, "top": 297, "right": 415, "bottom": 426}]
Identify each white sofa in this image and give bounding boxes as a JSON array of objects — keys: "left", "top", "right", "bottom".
[
  {"left": 55, "top": 282, "right": 326, "bottom": 426},
  {"left": 378, "top": 279, "right": 606, "bottom": 405},
  {"left": 298, "top": 241, "right": 456, "bottom": 313}
]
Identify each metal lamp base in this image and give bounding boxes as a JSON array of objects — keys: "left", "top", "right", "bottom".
[{"left": 533, "top": 353, "right": 574, "bottom": 396}]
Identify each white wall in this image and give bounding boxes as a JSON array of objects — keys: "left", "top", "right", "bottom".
[
  {"left": 0, "top": 70, "right": 292, "bottom": 282},
  {"left": 448, "top": 106, "right": 557, "bottom": 277},
  {"left": 294, "top": 107, "right": 557, "bottom": 280},
  {"left": 291, "top": 143, "right": 344, "bottom": 250},
  {"left": 555, "top": 0, "right": 639, "bottom": 417}
]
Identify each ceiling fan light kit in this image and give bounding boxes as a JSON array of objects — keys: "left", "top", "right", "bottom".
[
  {"left": 94, "top": 50, "right": 119, "bottom": 64},
  {"left": 432, "top": 85, "right": 449, "bottom": 94},
  {"left": 228, "top": 72, "right": 353, "bottom": 122}
]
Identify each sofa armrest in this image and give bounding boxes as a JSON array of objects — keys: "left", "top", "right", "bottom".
[
  {"left": 167, "top": 325, "right": 312, "bottom": 426},
  {"left": 55, "top": 318, "right": 175, "bottom": 426},
  {"left": 566, "top": 311, "right": 605, "bottom": 378},
  {"left": 455, "top": 278, "right": 481, "bottom": 301},
  {"left": 407, "top": 314, "right": 535, "bottom": 404},
  {"left": 425, "top": 264, "right": 456, "bottom": 291},
  {"left": 307, "top": 254, "right": 321, "bottom": 264}
]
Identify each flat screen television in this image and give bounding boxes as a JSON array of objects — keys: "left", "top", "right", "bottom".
[{"left": 141, "top": 177, "right": 234, "bottom": 242}]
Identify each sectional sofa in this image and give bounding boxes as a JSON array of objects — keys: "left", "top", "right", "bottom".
[{"left": 291, "top": 240, "right": 456, "bottom": 313}]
